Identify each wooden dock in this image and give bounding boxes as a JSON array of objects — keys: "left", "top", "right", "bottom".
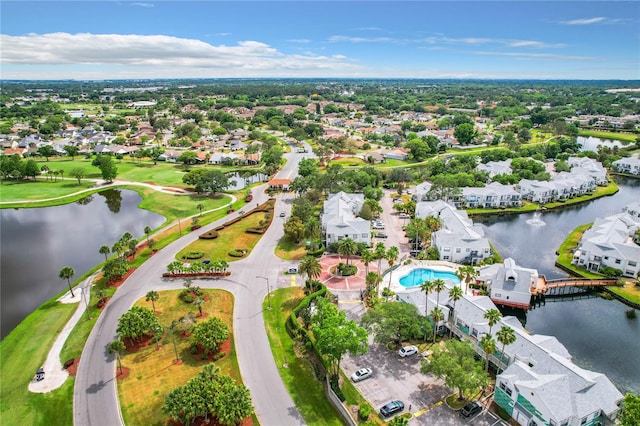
[{"left": 532, "top": 276, "right": 618, "bottom": 296}]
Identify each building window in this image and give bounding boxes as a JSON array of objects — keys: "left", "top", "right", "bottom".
[
  {"left": 466, "top": 248, "right": 470, "bottom": 252},
  {"left": 443, "top": 256, "right": 450, "bottom": 260},
  {"left": 581, "top": 418, "right": 587, "bottom": 425},
  {"left": 361, "top": 233, "right": 367, "bottom": 238},
  {"left": 456, "top": 248, "right": 461, "bottom": 253},
  {"left": 615, "top": 259, "right": 621, "bottom": 264},
  {"left": 444, "top": 247, "right": 450, "bottom": 252},
  {"left": 629, "top": 261, "right": 637, "bottom": 267}
]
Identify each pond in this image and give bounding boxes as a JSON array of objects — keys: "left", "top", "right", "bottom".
[
  {"left": 0, "top": 189, "right": 165, "bottom": 339},
  {"left": 577, "top": 136, "right": 627, "bottom": 152},
  {"left": 475, "top": 176, "right": 640, "bottom": 393}
]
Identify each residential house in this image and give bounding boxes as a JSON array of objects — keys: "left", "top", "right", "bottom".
[
  {"left": 321, "top": 192, "right": 371, "bottom": 245},
  {"left": 415, "top": 200, "right": 491, "bottom": 265},
  {"left": 572, "top": 202, "right": 640, "bottom": 278},
  {"left": 209, "top": 152, "right": 239, "bottom": 165},
  {"left": 383, "top": 148, "right": 409, "bottom": 161},
  {"left": 394, "top": 274, "right": 623, "bottom": 426},
  {"left": 567, "top": 157, "right": 608, "bottom": 185},
  {"left": 476, "top": 258, "right": 537, "bottom": 309},
  {"left": 477, "top": 159, "right": 512, "bottom": 178},
  {"left": 414, "top": 182, "right": 433, "bottom": 201},
  {"left": 516, "top": 179, "right": 558, "bottom": 203},
  {"left": 459, "top": 182, "right": 522, "bottom": 208},
  {"left": 612, "top": 155, "right": 640, "bottom": 176}
]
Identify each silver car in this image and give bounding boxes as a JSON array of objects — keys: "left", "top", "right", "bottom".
[
  {"left": 398, "top": 345, "right": 419, "bottom": 357},
  {"left": 350, "top": 367, "right": 373, "bottom": 382}
]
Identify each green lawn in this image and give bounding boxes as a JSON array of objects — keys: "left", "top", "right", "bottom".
[
  {"left": 0, "top": 178, "right": 96, "bottom": 202},
  {"left": 0, "top": 298, "right": 78, "bottom": 425},
  {"left": 578, "top": 130, "right": 639, "bottom": 143},
  {"left": 608, "top": 283, "right": 640, "bottom": 305},
  {"left": 264, "top": 288, "right": 343, "bottom": 425}
]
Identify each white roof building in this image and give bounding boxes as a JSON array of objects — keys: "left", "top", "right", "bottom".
[
  {"left": 612, "top": 154, "right": 640, "bottom": 176},
  {"left": 321, "top": 192, "right": 371, "bottom": 245}
]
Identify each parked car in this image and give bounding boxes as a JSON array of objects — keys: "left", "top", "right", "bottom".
[
  {"left": 372, "top": 224, "right": 385, "bottom": 229},
  {"left": 399, "top": 213, "right": 410, "bottom": 219},
  {"left": 380, "top": 400, "right": 405, "bottom": 417},
  {"left": 287, "top": 267, "right": 298, "bottom": 274},
  {"left": 460, "top": 401, "right": 482, "bottom": 418},
  {"left": 374, "top": 233, "right": 388, "bottom": 239},
  {"left": 350, "top": 367, "right": 373, "bottom": 382},
  {"left": 279, "top": 211, "right": 286, "bottom": 217},
  {"left": 398, "top": 345, "right": 419, "bottom": 357}
]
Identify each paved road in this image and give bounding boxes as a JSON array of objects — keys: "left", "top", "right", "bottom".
[{"left": 74, "top": 143, "right": 309, "bottom": 425}]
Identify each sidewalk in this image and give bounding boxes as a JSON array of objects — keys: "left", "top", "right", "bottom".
[{"left": 28, "top": 275, "right": 93, "bottom": 393}]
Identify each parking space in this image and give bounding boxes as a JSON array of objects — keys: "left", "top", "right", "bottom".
[{"left": 342, "top": 341, "right": 508, "bottom": 426}]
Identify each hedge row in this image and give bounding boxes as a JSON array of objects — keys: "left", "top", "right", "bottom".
[
  {"left": 162, "top": 272, "right": 231, "bottom": 278},
  {"left": 285, "top": 283, "right": 327, "bottom": 353},
  {"left": 199, "top": 230, "right": 219, "bottom": 240}
]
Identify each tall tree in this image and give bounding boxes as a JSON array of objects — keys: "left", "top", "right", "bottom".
[
  {"left": 374, "top": 242, "right": 387, "bottom": 275},
  {"left": 145, "top": 290, "right": 159, "bottom": 312},
  {"left": 58, "top": 266, "right": 76, "bottom": 297},
  {"left": 214, "top": 383, "right": 254, "bottom": 426},
  {"left": 484, "top": 308, "right": 502, "bottom": 337},
  {"left": 298, "top": 255, "right": 322, "bottom": 292},
  {"left": 365, "top": 272, "right": 382, "bottom": 300},
  {"left": 116, "top": 306, "right": 162, "bottom": 343},
  {"left": 620, "top": 393, "right": 640, "bottom": 426},
  {"left": 420, "top": 280, "right": 435, "bottom": 317},
  {"left": 99, "top": 244, "right": 110, "bottom": 261},
  {"left": 456, "top": 265, "right": 478, "bottom": 294},
  {"left": 312, "top": 298, "right": 368, "bottom": 378},
  {"left": 192, "top": 317, "right": 230, "bottom": 355},
  {"left": 431, "top": 306, "right": 444, "bottom": 343},
  {"left": 432, "top": 278, "right": 447, "bottom": 308},
  {"left": 385, "top": 246, "right": 400, "bottom": 291},
  {"left": 496, "top": 326, "right": 516, "bottom": 372},
  {"left": 69, "top": 167, "right": 86, "bottom": 185},
  {"left": 96, "top": 155, "right": 117, "bottom": 182},
  {"left": 108, "top": 339, "right": 126, "bottom": 375},
  {"left": 360, "top": 248, "right": 375, "bottom": 276},
  {"left": 479, "top": 334, "right": 497, "bottom": 372},
  {"left": 421, "top": 338, "right": 489, "bottom": 401},
  {"left": 143, "top": 226, "right": 152, "bottom": 245},
  {"left": 337, "top": 237, "right": 358, "bottom": 266},
  {"left": 360, "top": 302, "right": 423, "bottom": 347},
  {"left": 448, "top": 286, "right": 463, "bottom": 337}
]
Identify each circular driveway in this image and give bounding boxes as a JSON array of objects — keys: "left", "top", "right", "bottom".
[{"left": 318, "top": 254, "right": 378, "bottom": 291}]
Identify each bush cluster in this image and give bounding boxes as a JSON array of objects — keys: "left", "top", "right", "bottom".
[
  {"left": 358, "top": 404, "right": 371, "bottom": 420},
  {"left": 228, "top": 249, "right": 247, "bottom": 257},
  {"left": 337, "top": 263, "right": 357, "bottom": 276},
  {"left": 182, "top": 251, "right": 204, "bottom": 260},
  {"left": 198, "top": 230, "right": 219, "bottom": 240}
]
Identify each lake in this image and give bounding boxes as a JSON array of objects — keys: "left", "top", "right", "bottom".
[
  {"left": 475, "top": 176, "right": 640, "bottom": 393},
  {"left": 0, "top": 189, "right": 165, "bottom": 339}
]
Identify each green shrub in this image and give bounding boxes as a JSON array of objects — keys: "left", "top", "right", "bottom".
[
  {"left": 213, "top": 351, "right": 226, "bottom": 360},
  {"left": 329, "top": 375, "right": 345, "bottom": 402},
  {"left": 337, "top": 263, "right": 357, "bottom": 276},
  {"left": 183, "top": 251, "right": 204, "bottom": 260},
  {"left": 190, "top": 344, "right": 198, "bottom": 354},
  {"left": 199, "top": 230, "right": 219, "bottom": 240},
  {"left": 200, "top": 353, "right": 209, "bottom": 360},
  {"left": 358, "top": 404, "right": 371, "bottom": 420},
  {"left": 228, "top": 249, "right": 247, "bottom": 257},
  {"left": 626, "top": 309, "right": 637, "bottom": 319},
  {"left": 179, "top": 289, "right": 194, "bottom": 303}
]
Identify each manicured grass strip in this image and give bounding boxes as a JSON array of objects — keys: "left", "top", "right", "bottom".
[
  {"left": 544, "top": 181, "right": 618, "bottom": 209},
  {"left": 607, "top": 283, "right": 640, "bottom": 305},
  {"left": 0, "top": 299, "right": 77, "bottom": 425},
  {"left": 0, "top": 179, "right": 97, "bottom": 202},
  {"left": 578, "top": 130, "right": 638, "bottom": 143},
  {"left": 119, "top": 289, "right": 237, "bottom": 426},
  {"left": 275, "top": 236, "right": 308, "bottom": 260},
  {"left": 264, "top": 288, "right": 343, "bottom": 426}
]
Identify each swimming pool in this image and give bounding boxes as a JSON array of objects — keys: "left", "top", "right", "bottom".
[{"left": 398, "top": 268, "right": 460, "bottom": 287}]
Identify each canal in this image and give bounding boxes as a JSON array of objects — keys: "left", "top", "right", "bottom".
[
  {"left": 475, "top": 176, "right": 640, "bottom": 394},
  {"left": 0, "top": 189, "right": 165, "bottom": 339}
]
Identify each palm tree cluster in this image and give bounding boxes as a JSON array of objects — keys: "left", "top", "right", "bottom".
[
  {"left": 116, "top": 306, "right": 163, "bottom": 344},
  {"left": 298, "top": 255, "right": 322, "bottom": 292},
  {"left": 166, "top": 260, "right": 229, "bottom": 275},
  {"left": 163, "top": 364, "right": 253, "bottom": 426}
]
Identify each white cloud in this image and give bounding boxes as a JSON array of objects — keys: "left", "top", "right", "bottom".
[
  {"left": 328, "top": 35, "right": 395, "bottom": 43},
  {"left": 287, "top": 39, "right": 311, "bottom": 43},
  {"left": 559, "top": 17, "right": 622, "bottom": 25},
  {"left": 473, "top": 51, "right": 597, "bottom": 61},
  {"left": 506, "top": 40, "right": 566, "bottom": 48},
  {"left": 129, "top": 2, "right": 154, "bottom": 8},
  {"left": 0, "top": 32, "right": 362, "bottom": 79}
]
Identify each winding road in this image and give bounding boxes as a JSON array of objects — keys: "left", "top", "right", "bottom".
[{"left": 73, "top": 141, "right": 311, "bottom": 425}]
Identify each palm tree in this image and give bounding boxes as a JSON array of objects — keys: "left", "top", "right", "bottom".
[
  {"left": 108, "top": 339, "right": 126, "bottom": 375},
  {"left": 196, "top": 203, "right": 204, "bottom": 216},
  {"left": 479, "top": 334, "right": 497, "bottom": 372},
  {"left": 298, "top": 255, "right": 322, "bottom": 292},
  {"left": 484, "top": 308, "right": 502, "bottom": 337},
  {"left": 420, "top": 280, "right": 435, "bottom": 316},
  {"left": 144, "top": 226, "right": 152, "bottom": 245},
  {"left": 365, "top": 271, "right": 382, "bottom": 300},
  {"left": 374, "top": 242, "right": 387, "bottom": 273},
  {"left": 448, "top": 285, "right": 463, "bottom": 337},
  {"left": 496, "top": 325, "right": 516, "bottom": 372},
  {"left": 456, "top": 265, "right": 478, "bottom": 294},
  {"left": 146, "top": 290, "right": 159, "bottom": 312},
  {"left": 432, "top": 278, "right": 446, "bottom": 308},
  {"left": 59, "top": 266, "right": 76, "bottom": 297},
  {"left": 99, "top": 245, "right": 110, "bottom": 262},
  {"left": 337, "top": 237, "right": 357, "bottom": 266},
  {"left": 385, "top": 246, "right": 400, "bottom": 291},
  {"left": 431, "top": 306, "right": 444, "bottom": 343},
  {"left": 360, "top": 248, "right": 375, "bottom": 276}
]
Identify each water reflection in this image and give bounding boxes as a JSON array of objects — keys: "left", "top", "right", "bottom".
[
  {"left": 577, "top": 136, "right": 625, "bottom": 152},
  {"left": 0, "top": 189, "right": 164, "bottom": 339}
]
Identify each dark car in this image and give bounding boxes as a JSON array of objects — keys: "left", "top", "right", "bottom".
[
  {"left": 380, "top": 400, "right": 404, "bottom": 417},
  {"left": 460, "top": 401, "right": 482, "bottom": 418},
  {"left": 374, "top": 233, "right": 388, "bottom": 239}
]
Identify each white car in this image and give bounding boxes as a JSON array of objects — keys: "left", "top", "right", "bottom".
[
  {"left": 351, "top": 367, "right": 373, "bottom": 382},
  {"left": 398, "top": 345, "right": 419, "bottom": 357}
]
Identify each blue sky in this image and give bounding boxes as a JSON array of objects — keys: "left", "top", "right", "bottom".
[{"left": 1, "top": 1, "right": 638, "bottom": 80}]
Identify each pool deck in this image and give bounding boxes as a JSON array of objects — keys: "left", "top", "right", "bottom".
[{"left": 383, "top": 260, "right": 462, "bottom": 295}]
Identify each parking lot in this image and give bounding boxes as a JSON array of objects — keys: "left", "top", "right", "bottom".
[{"left": 342, "top": 340, "right": 507, "bottom": 426}]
